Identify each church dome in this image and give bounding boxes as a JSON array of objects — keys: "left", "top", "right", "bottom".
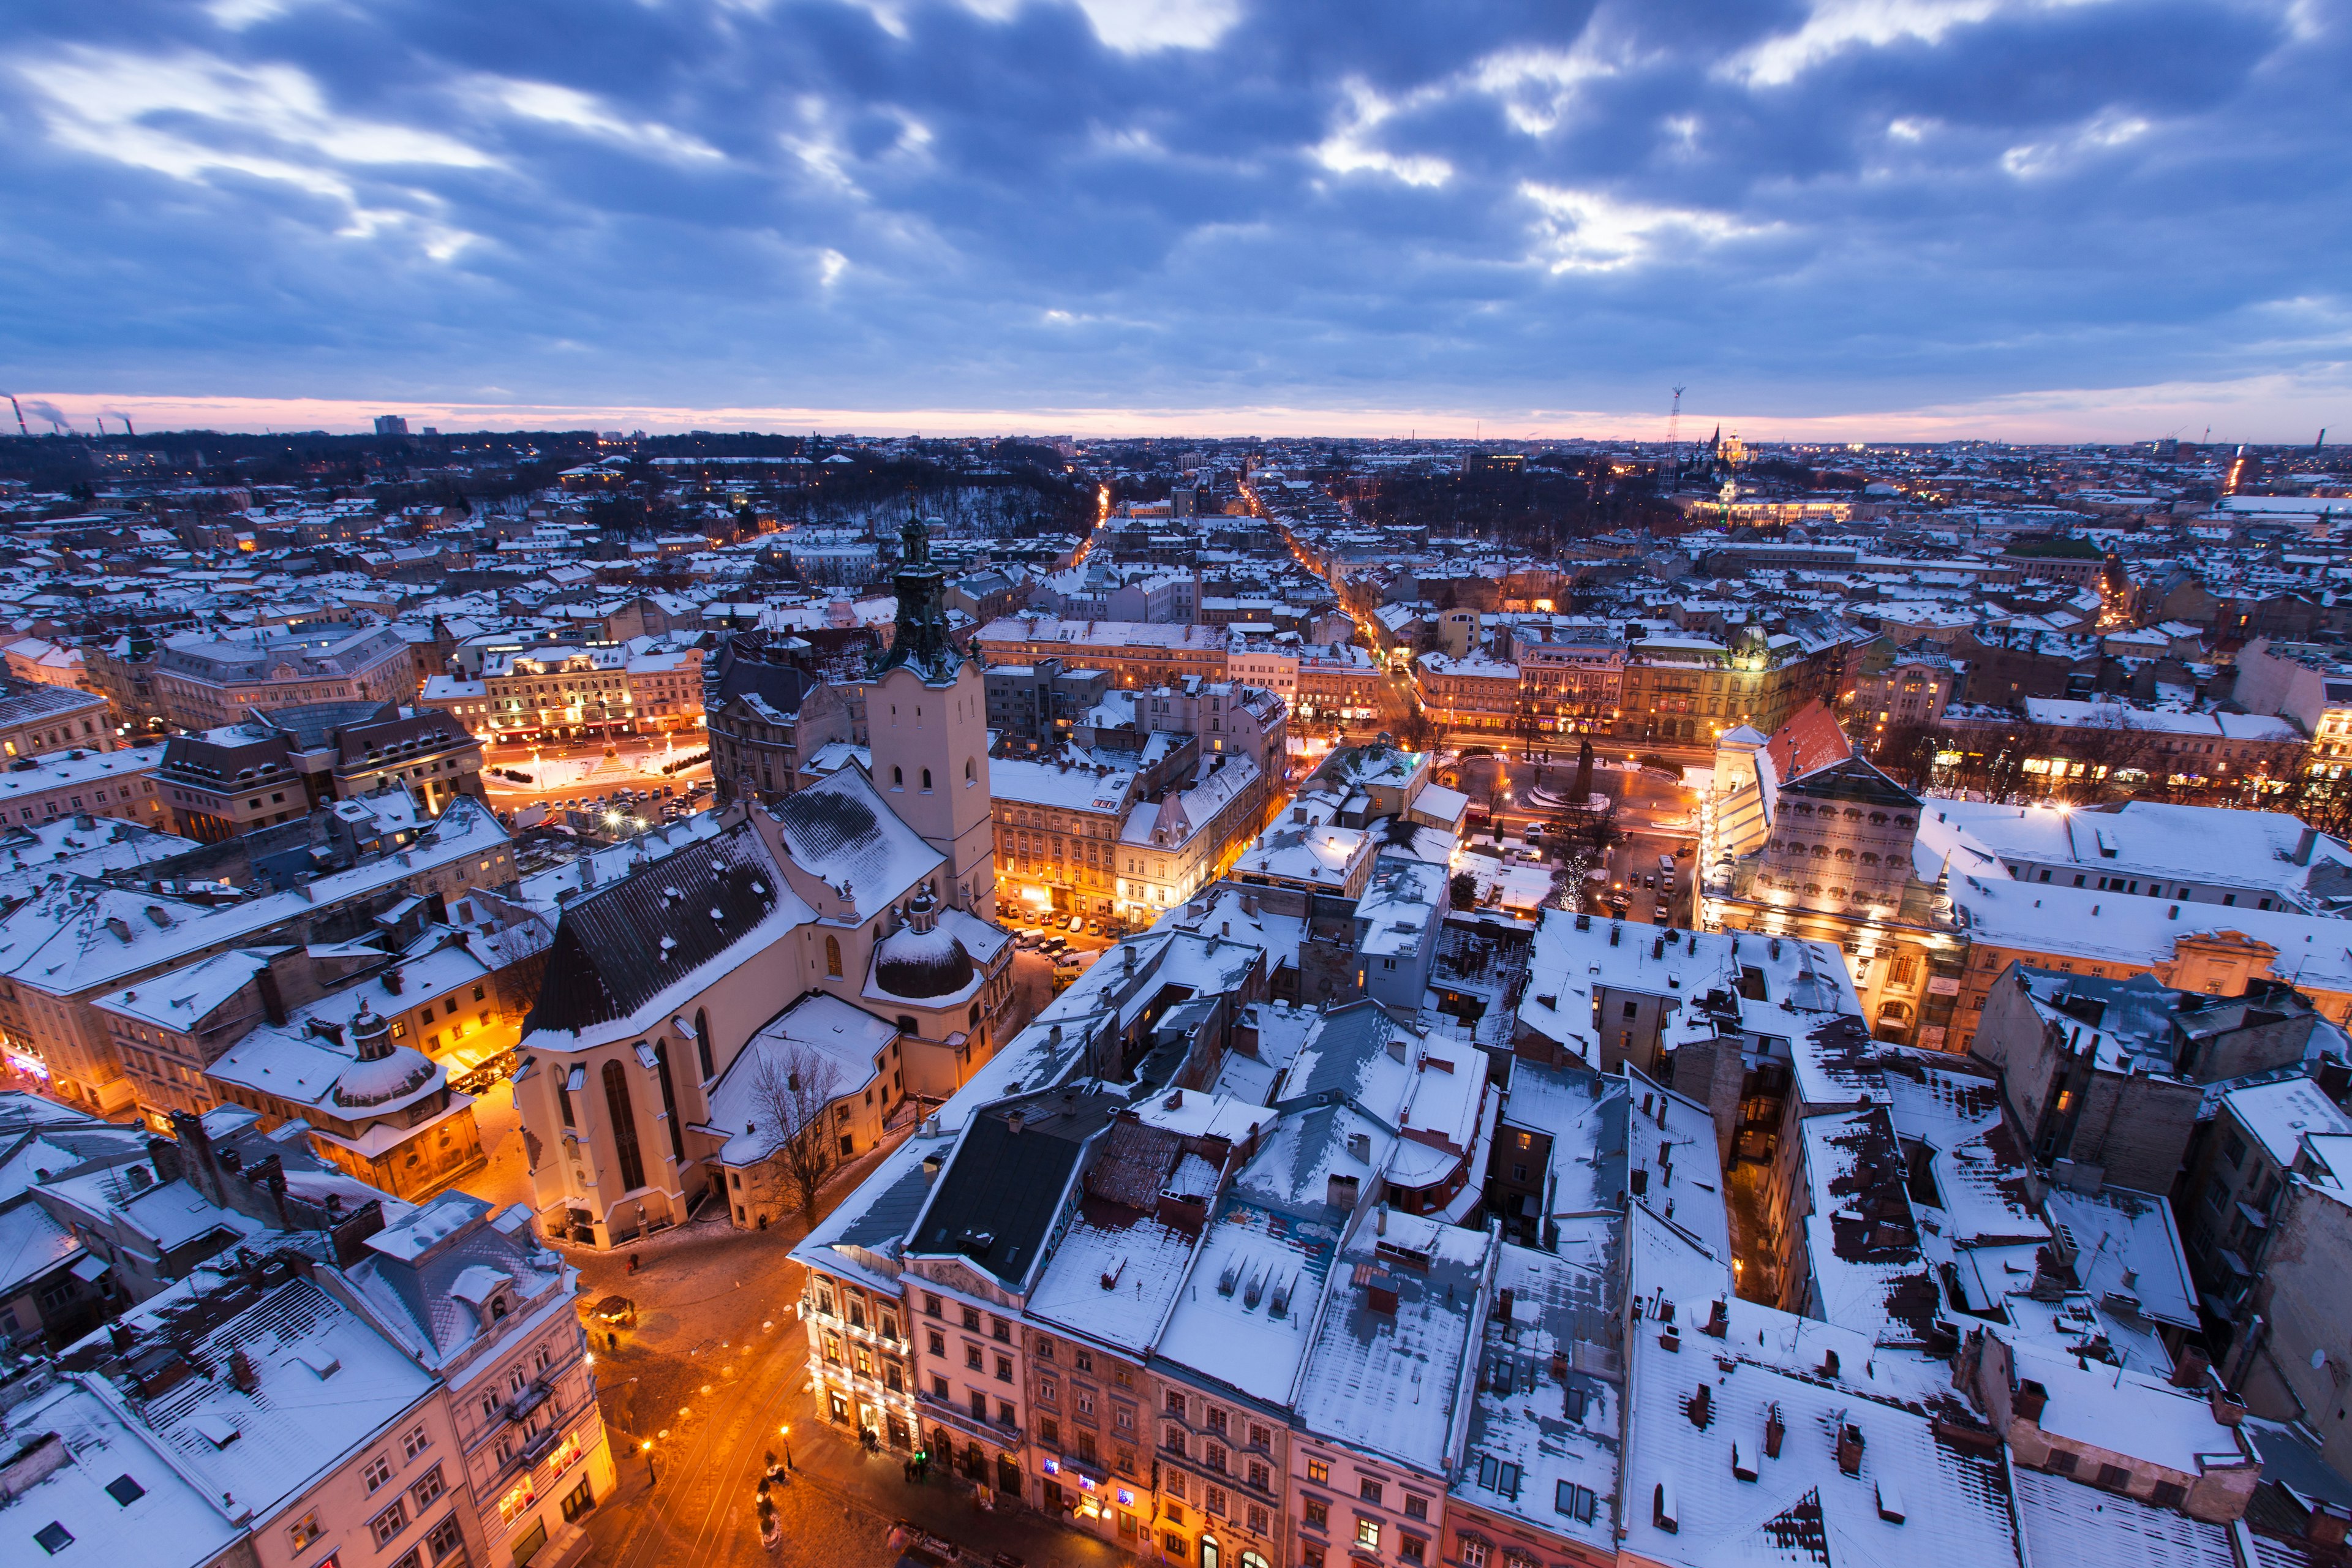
[
  {"left": 335, "top": 1044, "right": 439, "bottom": 1107},
  {"left": 333, "top": 1000, "right": 440, "bottom": 1109},
  {"left": 872, "top": 890, "right": 976, "bottom": 1000}
]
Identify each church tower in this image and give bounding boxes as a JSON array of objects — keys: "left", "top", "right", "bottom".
[{"left": 862, "top": 507, "right": 997, "bottom": 922}]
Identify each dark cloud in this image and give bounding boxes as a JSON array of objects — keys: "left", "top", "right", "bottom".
[{"left": 0, "top": 0, "right": 2346, "bottom": 430}]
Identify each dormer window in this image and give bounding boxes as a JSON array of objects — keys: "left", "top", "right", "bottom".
[{"left": 491, "top": 1295, "right": 510, "bottom": 1321}]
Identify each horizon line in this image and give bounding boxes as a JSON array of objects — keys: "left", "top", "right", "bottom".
[{"left": 1, "top": 377, "right": 2341, "bottom": 446}]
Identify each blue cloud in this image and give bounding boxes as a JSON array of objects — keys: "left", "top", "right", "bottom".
[{"left": 0, "top": 0, "right": 2346, "bottom": 432}]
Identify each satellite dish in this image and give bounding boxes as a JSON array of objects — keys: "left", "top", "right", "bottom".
[{"left": 2315, "top": 1348, "right": 2329, "bottom": 1371}]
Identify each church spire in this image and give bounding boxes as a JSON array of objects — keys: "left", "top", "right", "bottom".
[{"left": 874, "top": 490, "right": 960, "bottom": 682}]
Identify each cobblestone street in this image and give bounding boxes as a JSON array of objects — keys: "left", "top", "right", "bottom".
[{"left": 565, "top": 1132, "right": 1119, "bottom": 1568}]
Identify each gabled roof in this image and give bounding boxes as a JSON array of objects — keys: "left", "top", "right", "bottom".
[
  {"left": 767, "top": 766, "right": 944, "bottom": 919},
  {"left": 521, "top": 822, "right": 800, "bottom": 1038}
]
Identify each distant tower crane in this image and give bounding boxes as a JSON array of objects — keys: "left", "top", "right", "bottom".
[
  {"left": 1665, "top": 386, "right": 1686, "bottom": 481},
  {"left": 5, "top": 396, "right": 25, "bottom": 438}
]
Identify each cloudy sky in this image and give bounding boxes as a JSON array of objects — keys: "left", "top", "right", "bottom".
[{"left": 1, "top": 0, "right": 2345, "bottom": 440}]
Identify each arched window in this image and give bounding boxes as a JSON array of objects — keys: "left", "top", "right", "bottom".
[
  {"left": 652, "top": 1041, "right": 685, "bottom": 1164},
  {"left": 965, "top": 758, "right": 975, "bottom": 784},
  {"left": 968, "top": 1003, "right": 981, "bottom": 1028},
  {"left": 491, "top": 1295, "right": 509, "bottom": 1320},
  {"left": 601, "top": 1059, "right": 646, "bottom": 1193},
  {"left": 825, "top": 934, "right": 843, "bottom": 978},
  {"left": 921, "top": 767, "right": 933, "bottom": 791},
  {"left": 892, "top": 766, "right": 903, "bottom": 786},
  {"left": 695, "top": 1009, "right": 714, "bottom": 1080}
]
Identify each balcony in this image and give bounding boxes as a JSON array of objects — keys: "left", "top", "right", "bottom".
[
  {"left": 502, "top": 1378, "right": 554, "bottom": 1424},
  {"left": 916, "top": 1390, "right": 1025, "bottom": 1446}
]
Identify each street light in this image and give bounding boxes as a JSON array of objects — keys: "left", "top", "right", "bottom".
[
  {"left": 780, "top": 1423, "right": 794, "bottom": 1469},
  {"left": 642, "top": 1439, "right": 657, "bottom": 1487}
]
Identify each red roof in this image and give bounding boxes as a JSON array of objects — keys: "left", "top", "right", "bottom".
[{"left": 1763, "top": 698, "right": 1855, "bottom": 786}]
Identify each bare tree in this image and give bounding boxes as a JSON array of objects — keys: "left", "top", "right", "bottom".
[{"left": 747, "top": 1042, "right": 845, "bottom": 1225}]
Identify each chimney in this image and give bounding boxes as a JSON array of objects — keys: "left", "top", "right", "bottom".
[
  {"left": 1820, "top": 1348, "right": 1840, "bottom": 1379},
  {"left": 2013, "top": 1379, "right": 2048, "bottom": 1423},
  {"left": 1836, "top": 1423, "right": 1865, "bottom": 1476},
  {"left": 0, "top": 1433, "right": 70, "bottom": 1505},
  {"left": 255, "top": 963, "right": 288, "bottom": 1028},
  {"left": 1327, "top": 1173, "right": 1360, "bottom": 1210},
  {"left": 1703, "top": 1299, "right": 1728, "bottom": 1338},
  {"left": 146, "top": 1136, "right": 184, "bottom": 1186},
  {"left": 169, "top": 1108, "right": 225, "bottom": 1206},
  {"left": 1348, "top": 1132, "right": 1371, "bottom": 1163},
  {"left": 1764, "top": 1404, "right": 1785, "bottom": 1459},
  {"left": 1497, "top": 1286, "right": 1513, "bottom": 1322},
  {"left": 2209, "top": 1386, "right": 2247, "bottom": 1427},
  {"left": 2169, "top": 1348, "right": 2211, "bottom": 1390},
  {"left": 1689, "top": 1384, "right": 1712, "bottom": 1427},
  {"left": 2308, "top": 1505, "right": 2351, "bottom": 1548}
]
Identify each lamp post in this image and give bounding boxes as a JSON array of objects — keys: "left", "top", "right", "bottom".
[
  {"left": 642, "top": 1439, "right": 657, "bottom": 1487},
  {"left": 780, "top": 1423, "right": 795, "bottom": 1470}
]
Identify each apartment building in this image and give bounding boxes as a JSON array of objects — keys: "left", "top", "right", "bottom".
[
  {"left": 1508, "top": 625, "right": 1626, "bottom": 734},
  {"left": 1118, "top": 753, "right": 1264, "bottom": 920},
  {"left": 478, "top": 643, "right": 638, "bottom": 743},
  {"left": 992, "top": 756, "right": 1141, "bottom": 922},
  {"left": 700, "top": 633, "right": 854, "bottom": 807},
  {"left": 1412, "top": 652, "right": 1522, "bottom": 734},
  {"left": 156, "top": 702, "right": 486, "bottom": 843},
  {"left": 153, "top": 621, "right": 415, "bottom": 731},
  {"left": 1292, "top": 642, "right": 1385, "bottom": 726},
  {"left": 0, "top": 744, "right": 168, "bottom": 831},
  {"left": 0, "top": 680, "right": 113, "bottom": 758},
  {"left": 0, "top": 796, "right": 514, "bottom": 1114},
  {"left": 986, "top": 658, "right": 1113, "bottom": 750},
  {"left": 975, "top": 617, "right": 1228, "bottom": 688}
]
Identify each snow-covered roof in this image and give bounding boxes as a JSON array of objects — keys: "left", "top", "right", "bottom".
[
  {"left": 0, "top": 1374, "right": 246, "bottom": 1568},
  {"left": 707, "top": 992, "right": 894, "bottom": 1165},
  {"left": 88, "top": 1273, "right": 437, "bottom": 1523},
  {"left": 1294, "top": 1207, "right": 1488, "bottom": 1473}
]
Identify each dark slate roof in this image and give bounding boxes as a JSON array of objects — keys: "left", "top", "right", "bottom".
[
  {"left": 255, "top": 700, "right": 399, "bottom": 749},
  {"left": 717, "top": 657, "right": 816, "bottom": 715},
  {"left": 913, "top": 1093, "right": 1117, "bottom": 1284},
  {"left": 159, "top": 729, "right": 294, "bottom": 783},
  {"left": 837, "top": 1156, "right": 938, "bottom": 1251},
  {"left": 1780, "top": 756, "right": 1920, "bottom": 810},
  {"left": 522, "top": 824, "right": 784, "bottom": 1037},
  {"left": 331, "top": 709, "right": 469, "bottom": 763},
  {"left": 0, "top": 682, "right": 104, "bottom": 726},
  {"left": 872, "top": 926, "right": 976, "bottom": 1000}
]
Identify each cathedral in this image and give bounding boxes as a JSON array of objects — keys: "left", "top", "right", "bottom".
[{"left": 512, "top": 516, "right": 1014, "bottom": 1248}]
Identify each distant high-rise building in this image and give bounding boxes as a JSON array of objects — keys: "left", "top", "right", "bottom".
[{"left": 372, "top": 414, "right": 409, "bottom": 436}]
